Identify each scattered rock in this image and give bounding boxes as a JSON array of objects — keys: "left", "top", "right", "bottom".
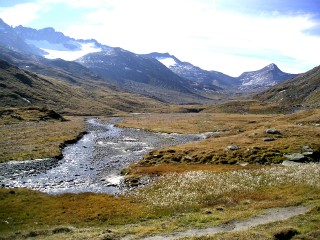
[
  {"left": 263, "top": 138, "right": 275, "bottom": 142},
  {"left": 167, "top": 149, "right": 176, "bottom": 153},
  {"left": 102, "top": 229, "right": 112, "bottom": 234},
  {"left": 282, "top": 160, "right": 302, "bottom": 166},
  {"left": 247, "top": 146, "right": 260, "bottom": 154},
  {"left": 265, "top": 129, "right": 280, "bottom": 134},
  {"left": 203, "top": 210, "right": 212, "bottom": 214},
  {"left": 52, "top": 227, "right": 72, "bottom": 234},
  {"left": 239, "top": 162, "right": 249, "bottom": 166},
  {"left": 284, "top": 153, "right": 306, "bottom": 162},
  {"left": 302, "top": 151, "right": 314, "bottom": 156},
  {"left": 302, "top": 145, "right": 313, "bottom": 151},
  {"left": 225, "top": 145, "right": 239, "bottom": 151},
  {"left": 24, "top": 231, "right": 39, "bottom": 238},
  {"left": 216, "top": 206, "right": 225, "bottom": 211}
]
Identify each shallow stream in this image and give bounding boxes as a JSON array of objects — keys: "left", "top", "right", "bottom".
[{"left": 0, "top": 118, "right": 206, "bottom": 194}]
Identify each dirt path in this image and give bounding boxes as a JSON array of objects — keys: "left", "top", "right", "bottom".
[{"left": 126, "top": 206, "right": 309, "bottom": 240}]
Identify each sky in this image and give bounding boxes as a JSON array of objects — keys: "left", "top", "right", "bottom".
[{"left": 0, "top": 0, "right": 319, "bottom": 76}]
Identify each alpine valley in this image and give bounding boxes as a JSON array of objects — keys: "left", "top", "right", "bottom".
[
  {"left": 0, "top": 18, "right": 302, "bottom": 108},
  {"left": 1, "top": 16, "right": 320, "bottom": 240}
]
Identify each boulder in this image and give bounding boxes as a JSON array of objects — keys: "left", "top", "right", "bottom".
[{"left": 225, "top": 145, "right": 239, "bottom": 151}]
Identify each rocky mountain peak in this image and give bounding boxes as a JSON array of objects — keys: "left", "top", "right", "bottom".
[{"left": 264, "top": 63, "right": 280, "bottom": 71}]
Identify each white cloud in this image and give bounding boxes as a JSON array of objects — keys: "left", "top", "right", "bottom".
[
  {"left": 42, "top": 0, "right": 110, "bottom": 8},
  {"left": 0, "top": 2, "right": 47, "bottom": 26},
  {"left": 0, "top": 0, "right": 319, "bottom": 75},
  {"left": 62, "top": 0, "right": 319, "bottom": 75}
]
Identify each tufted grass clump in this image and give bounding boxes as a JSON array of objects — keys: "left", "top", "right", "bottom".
[{"left": 131, "top": 164, "right": 320, "bottom": 209}]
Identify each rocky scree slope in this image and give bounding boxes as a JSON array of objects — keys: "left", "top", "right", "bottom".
[{"left": 238, "top": 63, "right": 298, "bottom": 91}]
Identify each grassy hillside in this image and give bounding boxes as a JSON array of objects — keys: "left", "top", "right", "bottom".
[
  {"left": 256, "top": 65, "right": 320, "bottom": 108},
  {"left": 0, "top": 59, "right": 169, "bottom": 115}
]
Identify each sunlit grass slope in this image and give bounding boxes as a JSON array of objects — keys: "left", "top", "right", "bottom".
[{"left": 119, "top": 110, "right": 320, "bottom": 165}]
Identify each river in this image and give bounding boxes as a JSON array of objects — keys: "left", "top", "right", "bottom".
[{"left": 0, "top": 118, "right": 208, "bottom": 194}]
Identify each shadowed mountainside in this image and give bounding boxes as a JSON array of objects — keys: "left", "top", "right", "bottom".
[{"left": 0, "top": 59, "right": 168, "bottom": 115}]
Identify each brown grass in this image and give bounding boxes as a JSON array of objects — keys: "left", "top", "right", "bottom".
[
  {"left": 0, "top": 188, "right": 148, "bottom": 234},
  {"left": 119, "top": 110, "right": 320, "bottom": 165},
  {"left": 0, "top": 108, "right": 85, "bottom": 162}
]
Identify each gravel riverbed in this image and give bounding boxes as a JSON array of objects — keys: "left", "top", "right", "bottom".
[{"left": 0, "top": 118, "right": 208, "bottom": 194}]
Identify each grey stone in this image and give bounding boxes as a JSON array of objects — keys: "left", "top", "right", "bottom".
[
  {"left": 225, "top": 145, "right": 239, "bottom": 151},
  {"left": 284, "top": 153, "right": 306, "bottom": 161},
  {"left": 302, "top": 145, "right": 313, "bottom": 151},
  {"left": 265, "top": 129, "right": 280, "bottom": 134},
  {"left": 302, "top": 151, "right": 313, "bottom": 156},
  {"left": 282, "top": 160, "right": 302, "bottom": 166}
]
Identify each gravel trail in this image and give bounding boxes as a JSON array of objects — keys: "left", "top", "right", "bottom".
[{"left": 128, "top": 206, "right": 309, "bottom": 240}]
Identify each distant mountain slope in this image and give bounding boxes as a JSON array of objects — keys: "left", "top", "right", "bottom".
[
  {"left": 256, "top": 65, "right": 320, "bottom": 108},
  {"left": 143, "top": 52, "right": 237, "bottom": 89},
  {"left": 0, "top": 45, "right": 104, "bottom": 84},
  {"left": 0, "top": 18, "right": 43, "bottom": 55},
  {"left": 14, "top": 25, "right": 106, "bottom": 60},
  {"left": 238, "top": 63, "right": 298, "bottom": 91},
  {"left": 144, "top": 53, "right": 297, "bottom": 92},
  {"left": 76, "top": 49, "right": 208, "bottom": 103},
  {"left": 0, "top": 18, "right": 303, "bottom": 100},
  {"left": 0, "top": 59, "right": 166, "bottom": 115}
]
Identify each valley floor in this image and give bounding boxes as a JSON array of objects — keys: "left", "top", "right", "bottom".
[{"left": 0, "top": 108, "right": 319, "bottom": 239}]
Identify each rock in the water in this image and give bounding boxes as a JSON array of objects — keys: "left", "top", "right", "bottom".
[
  {"left": 225, "top": 145, "right": 239, "bottom": 151},
  {"left": 265, "top": 129, "right": 280, "bottom": 134}
]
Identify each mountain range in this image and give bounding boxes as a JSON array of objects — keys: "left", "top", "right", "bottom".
[{"left": 0, "top": 18, "right": 310, "bottom": 107}]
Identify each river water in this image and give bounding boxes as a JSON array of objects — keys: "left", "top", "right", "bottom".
[{"left": 0, "top": 118, "right": 208, "bottom": 194}]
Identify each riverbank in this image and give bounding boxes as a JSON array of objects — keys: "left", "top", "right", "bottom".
[{"left": 0, "top": 107, "right": 86, "bottom": 163}]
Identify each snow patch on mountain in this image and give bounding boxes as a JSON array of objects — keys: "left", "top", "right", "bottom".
[
  {"left": 40, "top": 42, "right": 102, "bottom": 61},
  {"left": 157, "top": 57, "right": 177, "bottom": 67}
]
